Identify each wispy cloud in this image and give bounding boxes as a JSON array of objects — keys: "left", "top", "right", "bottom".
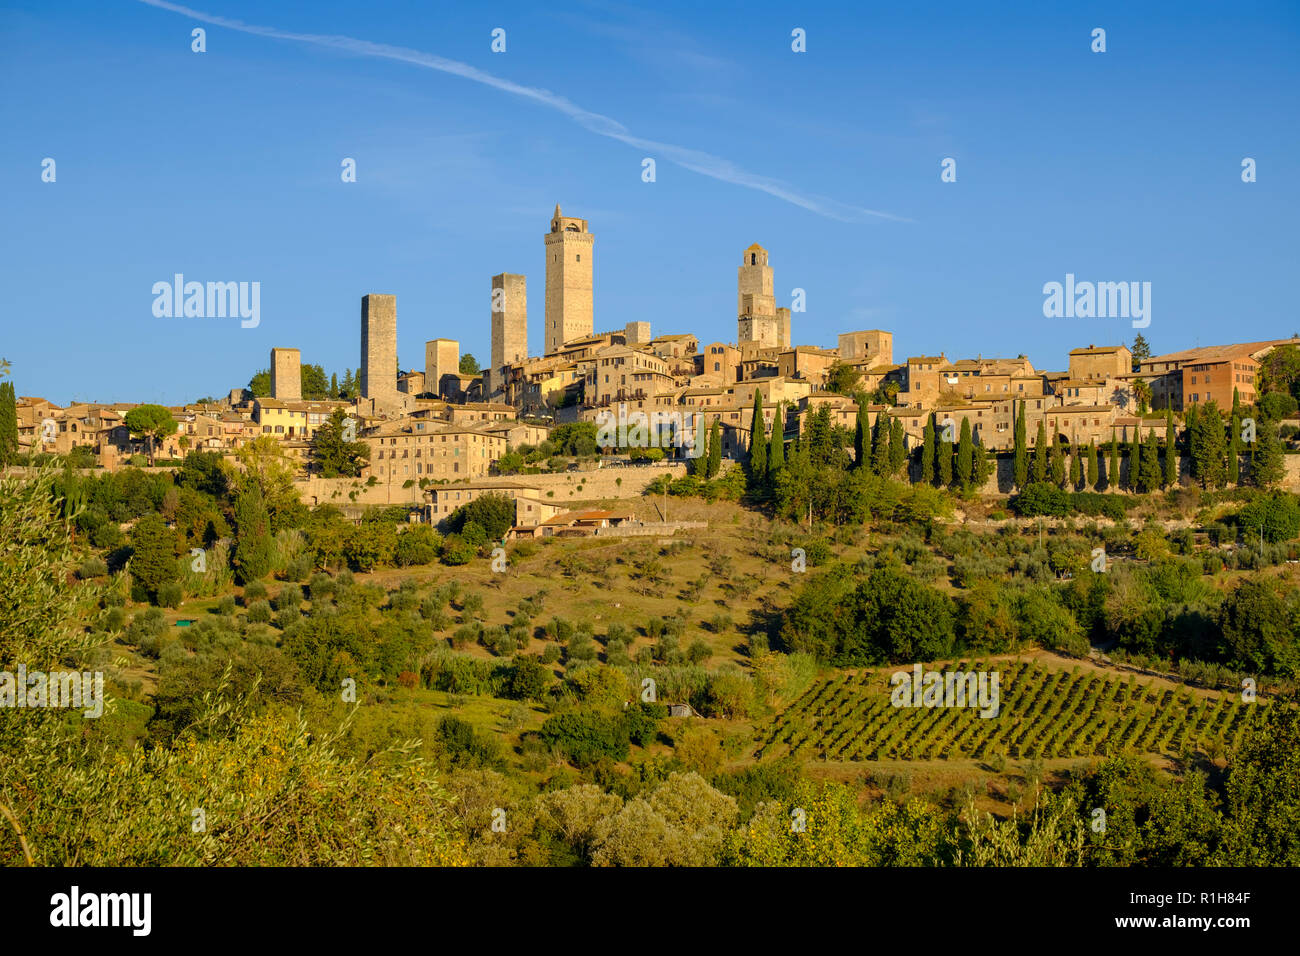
[{"left": 137, "top": 0, "right": 909, "bottom": 223}]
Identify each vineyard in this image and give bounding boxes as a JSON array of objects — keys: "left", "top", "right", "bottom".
[{"left": 756, "top": 660, "right": 1271, "bottom": 763}]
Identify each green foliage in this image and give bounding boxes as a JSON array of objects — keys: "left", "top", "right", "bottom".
[
  {"left": 1217, "top": 578, "right": 1298, "bottom": 676},
  {"left": 123, "top": 404, "right": 178, "bottom": 458},
  {"left": 128, "top": 513, "right": 180, "bottom": 602},
  {"left": 1237, "top": 491, "right": 1300, "bottom": 544},
  {"left": 312, "top": 408, "right": 369, "bottom": 478},
  {"left": 232, "top": 483, "right": 274, "bottom": 584},
  {"left": 782, "top": 564, "right": 956, "bottom": 665},
  {"left": 0, "top": 381, "right": 17, "bottom": 467},
  {"left": 443, "top": 492, "right": 515, "bottom": 542}
]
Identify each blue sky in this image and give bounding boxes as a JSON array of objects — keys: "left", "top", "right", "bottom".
[{"left": 2, "top": 0, "right": 1297, "bottom": 405}]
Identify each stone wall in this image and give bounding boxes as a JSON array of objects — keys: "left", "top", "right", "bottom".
[{"left": 292, "top": 462, "right": 687, "bottom": 510}]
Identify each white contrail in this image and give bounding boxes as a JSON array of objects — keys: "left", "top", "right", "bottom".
[{"left": 137, "top": 0, "right": 909, "bottom": 223}]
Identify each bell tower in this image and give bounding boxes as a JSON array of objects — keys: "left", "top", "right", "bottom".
[{"left": 544, "top": 204, "right": 594, "bottom": 355}]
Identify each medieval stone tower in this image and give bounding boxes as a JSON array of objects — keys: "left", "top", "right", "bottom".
[
  {"left": 270, "top": 347, "right": 301, "bottom": 401},
  {"left": 544, "top": 204, "right": 594, "bottom": 355},
  {"left": 490, "top": 273, "right": 528, "bottom": 397},
  {"left": 425, "top": 337, "right": 459, "bottom": 399},
  {"left": 360, "top": 294, "right": 398, "bottom": 403},
  {"left": 737, "top": 243, "right": 784, "bottom": 348}
]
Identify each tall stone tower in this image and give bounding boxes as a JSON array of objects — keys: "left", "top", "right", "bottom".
[
  {"left": 544, "top": 204, "right": 594, "bottom": 355},
  {"left": 491, "top": 273, "right": 527, "bottom": 369},
  {"left": 738, "top": 244, "right": 779, "bottom": 348},
  {"left": 425, "top": 338, "right": 459, "bottom": 399},
  {"left": 270, "top": 347, "right": 301, "bottom": 401},
  {"left": 360, "top": 294, "right": 398, "bottom": 403}
]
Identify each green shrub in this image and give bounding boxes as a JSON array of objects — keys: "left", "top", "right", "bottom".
[
  {"left": 157, "top": 581, "right": 184, "bottom": 609},
  {"left": 246, "top": 599, "right": 272, "bottom": 623},
  {"left": 78, "top": 556, "right": 109, "bottom": 579},
  {"left": 275, "top": 584, "right": 304, "bottom": 612}
]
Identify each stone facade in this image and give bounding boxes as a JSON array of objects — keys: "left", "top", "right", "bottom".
[
  {"left": 838, "top": 330, "right": 893, "bottom": 366},
  {"left": 544, "top": 205, "right": 594, "bottom": 355},
  {"left": 490, "top": 273, "right": 528, "bottom": 397},
  {"left": 425, "top": 338, "right": 459, "bottom": 399},
  {"left": 361, "top": 294, "right": 398, "bottom": 404},
  {"left": 270, "top": 347, "right": 301, "bottom": 401}
]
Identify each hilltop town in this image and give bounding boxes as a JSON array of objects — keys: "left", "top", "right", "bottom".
[{"left": 10, "top": 204, "right": 1300, "bottom": 534}]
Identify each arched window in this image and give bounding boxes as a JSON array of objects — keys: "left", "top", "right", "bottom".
[{"left": 750, "top": 253, "right": 756, "bottom": 265}]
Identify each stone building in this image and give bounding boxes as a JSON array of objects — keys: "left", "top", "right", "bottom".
[
  {"left": 544, "top": 205, "right": 594, "bottom": 355},
  {"left": 737, "top": 244, "right": 791, "bottom": 349},
  {"left": 1068, "top": 344, "right": 1133, "bottom": 382},
  {"left": 425, "top": 338, "right": 459, "bottom": 399},
  {"left": 489, "top": 272, "right": 528, "bottom": 398},
  {"left": 838, "top": 330, "right": 894, "bottom": 367},
  {"left": 365, "top": 419, "right": 507, "bottom": 484},
  {"left": 270, "top": 347, "right": 302, "bottom": 401}
]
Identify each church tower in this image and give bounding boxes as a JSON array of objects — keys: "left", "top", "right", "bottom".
[
  {"left": 738, "top": 243, "right": 778, "bottom": 347},
  {"left": 544, "top": 204, "right": 594, "bottom": 355}
]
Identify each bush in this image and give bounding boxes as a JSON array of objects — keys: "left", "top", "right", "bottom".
[
  {"left": 395, "top": 524, "right": 441, "bottom": 566},
  {"left": 687, "top": 639, "right": 712, "bottom": 663},
  {"left": 1237, "top": 491, "right": 1300, "bottom": 544},
  {"left": 246, "top": 599, "right": 272, "bottom": 623},
  {"left": 216, "top": 595, "right": 237, "bottom": 616},
  {"left": 1011, "top": 483, "right": 1070, "bottom": 518},
  {"left": 284, "top": 555, "right": 313, "bottom": 582},
  {"left": 243, "top": 580, "right": 269, "bottom": 605},
  {"left": 78, "top": 556, "right": 109, "bottom": 579},
  {"left": 435, "top": 715, "right": 502, "bottom": 769},
  {"left": 157, "top": 581, "right": 184, "bottom": 609},
  {"left": 275, "top": 584, "right": 304, "bottom": 611},
  {"left": 1069, "top": 492, "right": 1127, "bottom": 520}
]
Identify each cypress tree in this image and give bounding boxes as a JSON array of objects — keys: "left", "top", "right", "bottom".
[
  {"left": 1050, "top": 435, "right": 1066, "bottom": 486},
  {"left": 871, "top": 409, "right": 891, "bottom": 475},
  {"left": 1165, "top": 408, "right": 1179, "bottom": 488},
  {"left": 749, "top": 391, "right": 767, "bottom": 478},
  {"left": 233, "top": 483, "right": 274, "bottom": 585},
  {"left": 0, "top": 381, "right": 17, "bottom": 468},
  {"left": 1032, "top": 420, "right": 1048, "bottom": 483},
  {"left": 921, "top": 414, "right": 936, "bottom": 485},
  {"left": 1139, "top": 428, "right": 1161, "bottom": 493},
  {"left": 974, "top": 442, "right": 991, "bottom": 489},
  {"left": 768, "top": 402, "right": 784, "bottom": 472},
  {"left": 1086, "top": 441, "right": 1099, "bottom": 490},
  {"left": 938, "top": 426, "right": 953, "bottom": 487},
  {"left": 1013, "top": 401, "right": 1028, "bottom": 488},
  {"left": 889, "top": 417, "right": 906, "bottom": 476},
  {"left": 1252, "top": 409, "right": 1285, "bottom": 488},
  {"left": 707, "top": 420, "right": 722, "bottom": 478},
  {"left": 1192, "top": 400, "right": 1227, "bottom": 489},
  {"left": 956, "top": 418, "right": 973, "bottom": 488},
  {"left": 1227, "top": 399, "right": 1241, "bottom": 486},
  {"left": 853, "top": 402, "right": 868, "bottom": 470},
  {"left": 1108, "top": 432, "right": 1120, "bottom": 492},
  {"left": 1127, "top": 428, "right": 1140, "bottom": 490},
  {"left": 1069, "top": 444, "right": 1083, "bottom": 489}
]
